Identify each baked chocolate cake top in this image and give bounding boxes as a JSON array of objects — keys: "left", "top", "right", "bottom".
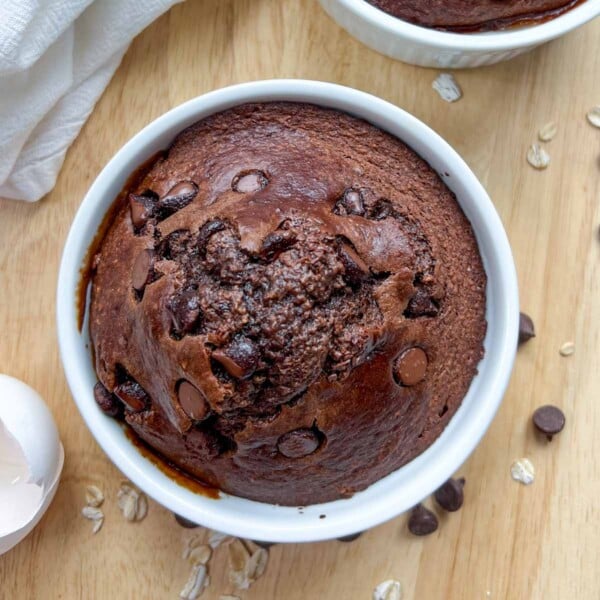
[
  {"left": 89, "top": 102, "right": 487, "bottom": 505},
  {"left": 364, "top": 0, "right": 580, "bottom": 31}
]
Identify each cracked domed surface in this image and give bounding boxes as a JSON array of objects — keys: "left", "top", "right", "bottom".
[
  {"left": 89, "top": 102, "right": 486, "bottom": 505},
  {"left": 364, "top": 0, "right": 580, "bottom": 31}
]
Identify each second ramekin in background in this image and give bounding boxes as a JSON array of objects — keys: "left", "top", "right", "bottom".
[
  {"left": 57, "top": 80, "right": 519, "bottom": 542},
  {"left": 319, "top": 0, "right": 600, "bottom": 68}
]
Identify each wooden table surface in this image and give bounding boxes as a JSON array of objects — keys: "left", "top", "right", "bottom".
[{"left": 1, "top": 1, "right": 599, "bottom": 598}]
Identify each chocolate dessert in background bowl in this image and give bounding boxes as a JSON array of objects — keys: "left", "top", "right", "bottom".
[
  {"left": 319, "top": 0, "right": 600, "bottom": 67},
  {"left": 57, "top": 80, "right": 519, "bottom": 542}
]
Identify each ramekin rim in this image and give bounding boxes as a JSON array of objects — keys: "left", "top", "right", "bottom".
[
  {"left": 333, "top": 0, "right": 600, "bottom": 50},
  {"left": 57, "top": 79, "right": 519, "bottom": 542}
]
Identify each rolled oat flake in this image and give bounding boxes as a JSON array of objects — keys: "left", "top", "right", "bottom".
[
  {"left": 538, "top": 121, "right": 557, "bottom": 142},
  {"left": 432, "top": 73, "right": 462, "bottom": 103},
  {"left": 511, "top": 458, "right": 535, "bottom": 485},
  {"left": 373, "top": 579, "right": 402, "bottom": 600},
  {"left": 559, "top": 341, "right": 575, "bottom": 356},
  {"left": 526, "top": 144, "right": 550, "bottom": 169},
  {"left": 586, "top": 106, "right": 600, "bottom": 128}
]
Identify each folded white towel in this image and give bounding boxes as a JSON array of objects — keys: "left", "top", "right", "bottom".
[{"left": 0, "top": 0, "right": 181, "bottom": 202}]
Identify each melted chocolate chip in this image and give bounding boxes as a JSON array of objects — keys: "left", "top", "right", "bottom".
[
  {"left": 173, "top": 513, "right": 199, "bottom": 528},
  {"left": 177, "top": 380, "right": 209, "bottom": 421},
  {"left": 277, "top": 428, "right": 321, "bottom": 458},
  {"left": 260, "top": 229, "right": 297, "bottom": 260},
  {"left": 532, "top": 405, "right": 565, "bottom": 440},
  {"left": 408, "top": 504, "right": 438, "bottom": 536},
  {"left": 93, "top": 381, "right": 121, "bottom": 417},
  {"left": 434, "top": 477, "right": 465, "bottom": 512},
  {"left": 197, "top": 219, "right": 227, "bottom": 253},
  {"left": 132, "top": 249, "right": 155, "bottom": 293},
  {"left": 129, "top": 193, "right": 156, "bottom": 232},
  {"left": 159, "top": 181, "right": 198, "bottom": 214},
  {"left": 518, "top": 312, "right": 535, "bottom": 345},
  {"left": 333, "top": 189, "right": 365, "bottom": 216},
  {"left": 367, "top": 198, "right": 395, "bottom": 221},
  {"left": 114, "top": 379, "right": 149, "bottom": 412},
  {"left": 156, "top": 229, "right": 189, "bottom": 261},
  {"left": 168, "top": 289, "right": 201, "bottom": 335},
  {"left": 232, "top": 170, "right": 268, "bottom": 193},
  {"left": 337, "top": 243, "right": 369, "bottom": 286},
  {"left": 212, "top": 337, "right": 259, "bottom": 379},
  {"left": 404, "top": 287, "right": 439, "bottom": 318},
  {"left": 394, "top": 347, "right": 428, "bottom": 386}
]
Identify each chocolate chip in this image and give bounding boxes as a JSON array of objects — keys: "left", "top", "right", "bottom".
[
  {"left": 114, "top": 379, "right": 149, "bottom": 412},
  {"left": 518, "top": 312, "right": 535, "bottom": 345},
  {"left": 333, "top": 189, "right": 365, "bottom": 216},
  {"left": 168, "top": 289, "right": 201, "bottom": 335},
  {"left": 260, "top": 229, "right": 297, "bottom": 260},
  {"left": 404, "top": 287, "right": 439, "bottom": 318},
  {"left": 232, "top": 170, "right": 268, "bottom": 193},
  {"left": 337, "top": 532, "right": 362, "bottom": 542},
  {"left": 277, "top": 428, "right": 321, "bottom": 458},
  {"left": 132, "top": 249, "right": 155, "bottom": 293},
  {"left": 368, "top": 198, "right": 394, "bottom": 221},
  {"left": 251, "top": 540, "right": 276, "bottom": 548},
  {"left": 408, "top": 504, "right": 438, "bottom": 536},
  {"left": 177, "top": 380, "right": 209, "bottom": 421},
  {"left": 173, "top": 513, "right": 199, "bottom": 528},
  {"left": 532, "top": 405, "right": 565, "bottom": 441},
  {"left": 129, "top": 193, "right": 155, "bottom": 231},
  {"left": 338, "top": 243, "right": 369, "bottom": 285},
  {"left": 212, "top": 337, "right": 259, "bottom": 379},
  {"left": 93, "top": 381, "right": 121, "bottom": 417},
  {"left": 159, "top": 181, "right": 198, "bottom": 214},
  {"left": 434, "top": 477, "right": 465, "bottom": 512},
  {"left": 197, "top": 219, "right": 227, "bottom": 253},
  {"left": 157, "top": 229, "right": 189, "bottom": 260},
  {"left": 394, "top": 347, "right": 428, "bottom": 387}
]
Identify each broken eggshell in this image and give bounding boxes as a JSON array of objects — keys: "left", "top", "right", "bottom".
[{"left": 0, "top": 374, "right": 64, "bottom": 555}]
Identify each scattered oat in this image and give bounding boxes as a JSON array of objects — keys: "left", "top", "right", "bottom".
[
  {"left": 188, "top": 544, "right": 212, "bottom": 566},
  {"left": 228, "top": 539, "right": 252, "bottom": 590},
  {"left": 180, "top": 564, "right": 209, "bottom": 599},
  {"left": 373, "top": 579, "right": 403, "bottom": 600},
  {"left": 559, "top": 341, "right": 575, "bottom": 357},
  {"left": 538, "top": 121, "right": 557, "bottom": 142},
  {"left": 81, "top": 505, "right": 104, "bottom": 534},
  {"left": 526, "top": 144, "right": 550, "bottom": 169},
  {"left": 246, "top": 547, "right": 269, "bottom": 580},
  {"left": 183, "top": 535, "right": 205, "bottom": 560},
  {"left": 432, "top": 73, "right": 462, "bottom": 103},
  {"left": 85, "top": 484, "right": 104, "bottom": 507},
  {"left": 586, "top": 106, "right": 600, "bottom": 128},
  {"left": 226, "top": 539, "right": 269, "bottom": 590},
  {"left": 208, "top": 529, "right": 231, "bottom": 549},
  {"left": 511, "top": 458, "right": 535, "bottom": 485},
  {"left": 117, "top": 481, "right": 148, "bottom": 522}
]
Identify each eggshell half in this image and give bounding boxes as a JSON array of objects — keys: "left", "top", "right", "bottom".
[{"left": 0, "top": 374, "right": 64, "bottom": 555}]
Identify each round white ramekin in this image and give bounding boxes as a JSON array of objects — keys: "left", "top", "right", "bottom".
[
  {"left": 319, "top": 0, "right": 600, "bottom": 67},
  {"left": 57, "top": 80, "right": 519, "bottom": 542}
]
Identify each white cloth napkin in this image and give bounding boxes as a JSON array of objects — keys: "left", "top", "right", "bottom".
[{"left": 0, "top": 0, "right": 181, "bottom": 202}]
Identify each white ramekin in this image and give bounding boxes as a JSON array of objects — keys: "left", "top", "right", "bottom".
[
  {"left": 319, "top": 0, "right": 600, "bottom": 67},
  {"left": 57, "top": 80, "right": 519, "bottom": 542}
]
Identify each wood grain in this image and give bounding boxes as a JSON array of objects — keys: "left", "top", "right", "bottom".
[{"left": 1, "top": 1, "right": 599, "bottom": 598}]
